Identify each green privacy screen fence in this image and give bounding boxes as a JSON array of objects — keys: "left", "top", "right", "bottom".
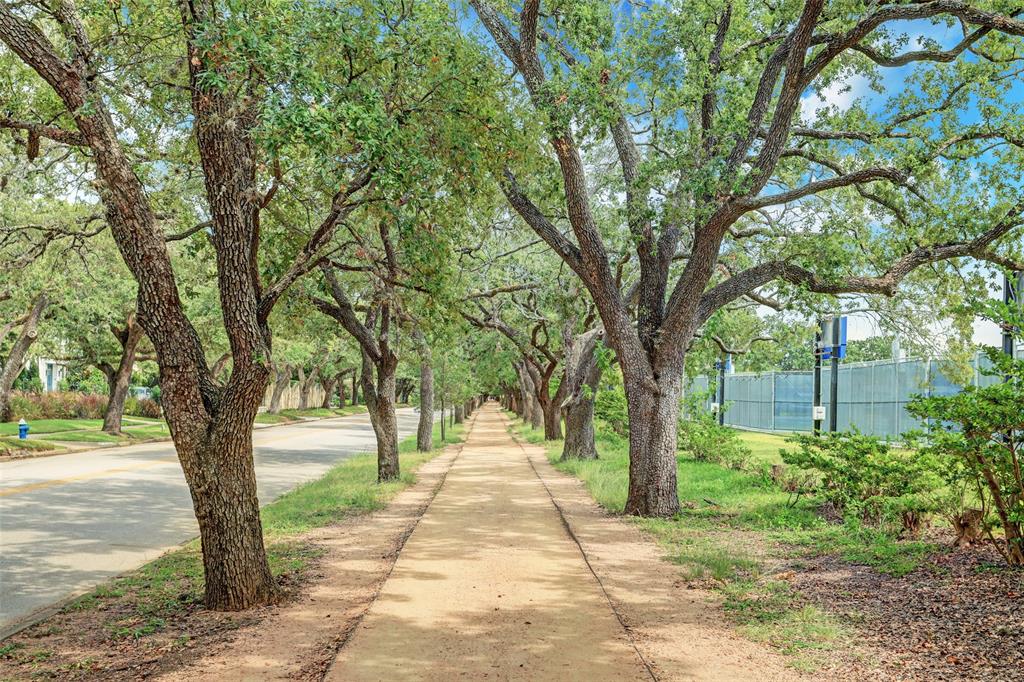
[{"left": 687, "top": 353, "right": 1002, "bottom": 437}]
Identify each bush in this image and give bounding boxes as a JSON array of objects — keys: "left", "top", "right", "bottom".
[
  {"left": 780, "top": 431, "right": 942, "bottom": 536},
  {"left": 125, "top": 397, "right": 162, "bottom": 419},
  {"left": 908, "top": 347, "right": 1024, "bottom": 565},
  {"left": 61, "top": 366, "right": 109, "bottom": 395},
  {"left": 13, "top": 369, "right": 43, "bottom": 393},
  {"left": 6, "top": 391, "right": 108, "bottom": 420},
  {"left": 678, "top": 414, "right": 752, "bottom": 470}
]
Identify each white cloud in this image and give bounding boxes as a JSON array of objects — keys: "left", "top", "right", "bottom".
[{"left": 800, "top": 74, "right": 871, "bottom": 122}]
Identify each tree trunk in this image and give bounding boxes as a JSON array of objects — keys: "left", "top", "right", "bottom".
[
  {"left": 180, "top": 421, "right": 278, "bottom": 610},
  {"left": 559, "top": 327, "right": 603, "bottom": 460},
  {"left": 538, "top": 395, "right": 561, "bottom": 439},
  {"left": 454, "top": 404, "right": 464, "bottom": 424},
  {"left": 515, "top": 365, "right": 530, "bottom": 421},
  {"left": 337, "top": 372, "right": 348, "bottom": 407},
  {"left": 362, "top": 352, "right": 399, "bottom": 481},
  {"left": 0, "top": 4, "right": 281, "bottom": 611},
  {"left": 267, "top": 364, "right": 292, "bottom": 414},
  {"left": 297, "top": 366, "right": 319, "bottom": 410},
  {"left": 351, "top": 372, "right": 358, "bottom": 405},
  {"left": 530, "top": 392, "right": 543, "bottom": 429},
  {"left": 320, "top": 375, "right": 338, "bottom": 409},
  {"left": 562, "top": 397, "right": 598, "bottom": 460},
  {"left": 102, "top": 313, "right": 145, "bottom": 434},
  {"left": 622, "top": 369, "right": 682, "bottom": 517},
  {"left": 0, "top": 295, "right": 48, "bottom": 422},
  {"left": 417, "top": 346, "right": 434, "bottom": 452}
]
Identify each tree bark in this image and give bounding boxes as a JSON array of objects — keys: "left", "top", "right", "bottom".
[
  {"left": 362, "top": 350, "right": 400, "bottom": 481},
  {"left": 622, "top": 368, "right": 683, "bottom": 517},
  {"left": 351, "top": 372, "right": 358, "bottom": 405},
  {"left": 454, "top": 404, "right": 464, "bottom": 424},
  {"left": 539, "top": 394, "right": 561, "bottom": 439},
  {"left": 319, "top": 375, "right": 338, "bottom": 409},
  {"left": 267, "top": 364, "right": 292, "bottom": 414},
  {"left": 525, "top": 362, "right": 561, "bottom": 439},
  {"left": 297, "top": 364, "right": 321, "bottom": 410},
  {"left": 182, "top": 416, "right": 278, "bottom": 610},
  {"left": 102, "top": 312, "right": 145, "bottom": 434},
  {"left": 563, "top": 397, "right": 598, "bottom": 460},
  {"left": 517, "top": 361, "right": 541, "bottom": 428},
  {"left": 416, "top": 342, "right": 434, "bottom": 452},
  {"left": 560, "top": 328, "right": 603, "bottom": 460},
  {"left": 0, "top": 295, "right": 48, "bottom": 422},
  {"left": 336, "top": 370, "right": 350, "bottom": 408}
]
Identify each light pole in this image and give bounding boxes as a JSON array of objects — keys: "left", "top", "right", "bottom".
[
  {"left": 813, "top": 326, "right": 822, "bottom": 435},
  {"left": 1004, "top": 271, "right": 1019, "bottom": 359}
]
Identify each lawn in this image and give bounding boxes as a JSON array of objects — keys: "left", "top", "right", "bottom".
[
  {"left": 255, "top": 405, "right": 368, "bottom": 424},
  {"left": 510, "top": 414, "right": 939, "bottom": 671},
  {"left": 0, "top": 436, "right": 64, "bottom": 456},
  {"left": 734, "top": 430, "right": 792, "bottom": 465},
  {"left": 0, "top": 419, "right": 104, "bottom": 436}
]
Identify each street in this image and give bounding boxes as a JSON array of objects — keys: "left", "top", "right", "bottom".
[{"left": 0, "top": 408, "right": 423, "bottom": 633}]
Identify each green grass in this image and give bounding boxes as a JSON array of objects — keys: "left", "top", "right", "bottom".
[
  {"left": 735, "top": 430, "right": 793, "bottom": 465},
  {"left": 124, "top": 424, "right": 171, "bottom": 439},
  {"left": 0, "top": 436, "right": 63, "bottom": 455},
  {"left": 0, "top": 419, "right": 104, "bottom": 436},
  {"left": 265, "top": 420, "right": 462, "bottom": 535},
  {"left": 508, "top": 413, "right": 934, "bottom": 669},
  {"left": 280, "top": 407, "right": 339, "bottom": 419},
  {"left": 255, "top": 412, "right": 296, "bottom": 424},
  {"left": 60, "top": 415, "right": 463, "bottom": 642},
  {"left": 724, "top": 579, "right": 848, "bottom": 671},
  {"left": 256, "top": 405, "right": 368, "bottom": 424},
  {"left": 44, "top": 430, "right": 124, "bottom": 443}
]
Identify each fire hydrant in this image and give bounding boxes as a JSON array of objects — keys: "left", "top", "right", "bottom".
[{"left": 18, "top": 418, "right": 29, "bottom": 440}]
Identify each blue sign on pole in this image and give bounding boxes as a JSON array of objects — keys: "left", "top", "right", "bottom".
[{"left": 820, "top": 317, "right": 848, "bottom": 360}]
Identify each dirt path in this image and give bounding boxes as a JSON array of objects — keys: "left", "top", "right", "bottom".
[{"left": 327, "top": 404, "right": 652, "bottom": 680}]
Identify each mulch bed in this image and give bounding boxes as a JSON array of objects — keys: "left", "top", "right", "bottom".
[{"left": 796, "top": 541, "right": 1023, "bottom": 681}]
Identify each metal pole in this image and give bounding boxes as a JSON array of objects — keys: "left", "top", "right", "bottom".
[
  {"left": 813, "top": 326, "right": 822, "bottom": 435},
  {"left": 1004, "top": 271, "right": 1018, "bottom": 359},
  {"left": 717, "top": 355, "right": 727, "bottom": 426},
  {"left": 829, "top": 318, "right": 840, "bottom": 433}
]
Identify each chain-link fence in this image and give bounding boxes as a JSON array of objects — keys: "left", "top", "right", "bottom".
[{"left": 687, "top": 353, "right": 1002, "bottom": 437}]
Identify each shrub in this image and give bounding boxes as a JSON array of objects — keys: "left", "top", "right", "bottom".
[
  {"left": 6, "top": 391, "right": 108, "bottom": 420},
  {"left": 61, "top": 366, "right": 109, "bottom": 395},
  {"left": 126, "top": 397, "right": 162, "bottom": 419},
  {"left": 908, "top": 347, "right": 1024, "bottom": 565},
  {"left": 678, "top": 414, "right": 752, "bottom": 471},
  {"left": 13, "top": 369, "right": 43, "bottom": 393},
  {"left": 780, "top": 431, "right": 942, "bottom": 535}
]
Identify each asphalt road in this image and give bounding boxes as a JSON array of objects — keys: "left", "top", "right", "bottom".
[{"left": 0, "top": 408, "right": 424, "bottom": 634}]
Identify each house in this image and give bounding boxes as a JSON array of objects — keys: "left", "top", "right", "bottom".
[{"left": 35, "top": 358, "right": 69, "bottom": 392}]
